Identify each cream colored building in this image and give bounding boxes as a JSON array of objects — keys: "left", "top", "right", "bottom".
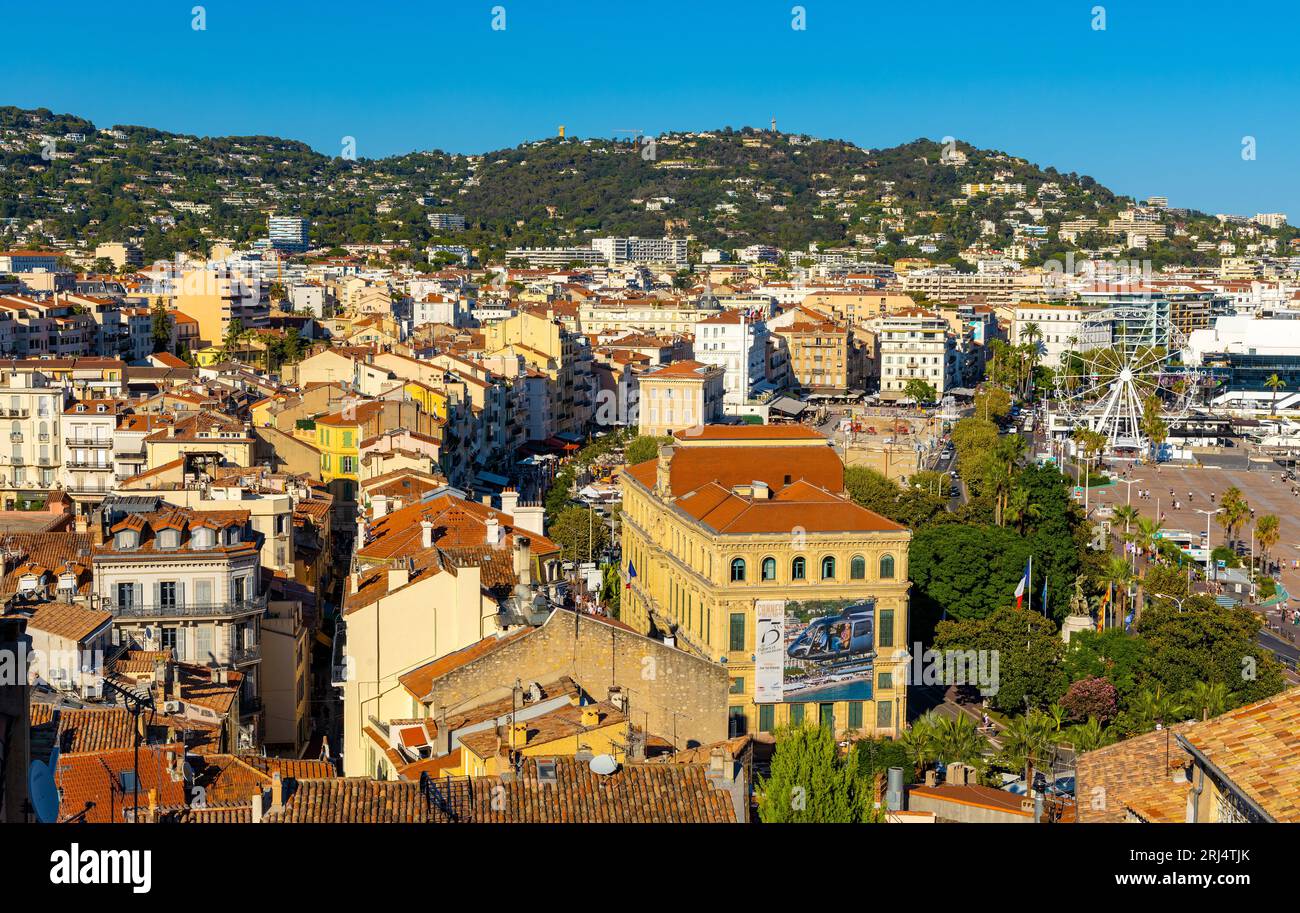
[{"left": 636, "top": 360, "right": 725, "bottom": 437}]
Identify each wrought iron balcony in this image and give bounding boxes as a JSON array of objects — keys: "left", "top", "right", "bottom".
[
  {"left": 66, "top": 437, "right": 111, "bottom": 448},
  {"left": 231, "top": 644, "right": 261, "bottom": 664},
  {"left": 105, "top": 594, "right": 267, "bottom": 619}
]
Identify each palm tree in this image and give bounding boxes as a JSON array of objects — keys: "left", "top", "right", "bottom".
[
  {"left": 930, "top": 714, "right": 990, "bottom": 767},
  {"left": 1000, "top": 709, "right": 1058, "bottom": 795},
  {"left": 1133, "top": 686, "right": 1189, "bottom": 732},
  {"left": 1217, "top": 486, "right": 1250, "bottom": 549},
  {"left": 1265, "top": 373, "right": 1286, "bottom": 417},
  {"left": 1065, "top": 717, "right": 1114, "bottom": 753},
  {"left": 1113, "top": 504, "right": 1140, "bottom": 537},
  {"left": 1256, "top": 513, "right": 1280, "bottom": 573},
  {"left": 1045, "top": 702, "right": 1067, "bottom": 733},
  {"left": 898, "top": 711, "right": 941, "bottom": 776},
  {"left": 1182, "top": 681, "right": 1228, "bottom": 721},
  {"left": 1004, "top": 485, "right": 1041, "bottom": 534},
  {"left": 989, "top": 434, "right": 1027, "bottom": 526},
  {"left": 1100, "top": 554, "right": 1133, "bottom": 625}
]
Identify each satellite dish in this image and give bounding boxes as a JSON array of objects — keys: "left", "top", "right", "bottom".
[
  {"left": 589, "top": 754, "right": 618, "bottom": 776},
  {"left": 28, "top": 761, "right": 59, "bottom": 823}
]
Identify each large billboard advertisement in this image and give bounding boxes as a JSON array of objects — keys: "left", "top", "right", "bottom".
[{"left": 754, "top": 599, "right": 876, "bottom": 703}]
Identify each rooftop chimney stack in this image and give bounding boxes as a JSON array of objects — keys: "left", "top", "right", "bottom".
[
  {"left": 513, "top": 536, "right": 531, "bottom": 587},
  {"left": 485, "top": 516, "right": 502, "bottom": 546},
  {"left": 500, "top": 488, "right": 519, "bottom": 517},
  {"left": 270, "top": 772, "right": 284, "bottom": 813},
  {"left": 420, "top": 519, "right": 434, "bottom": 550}
]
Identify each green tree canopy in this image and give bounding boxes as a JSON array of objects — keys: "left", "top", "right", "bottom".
[
  {"left": 757, "top": 725, "right": 878, "bottom": 823},
  {"left": 934, "top": 606, "right": 1068, "bottom": 713}
]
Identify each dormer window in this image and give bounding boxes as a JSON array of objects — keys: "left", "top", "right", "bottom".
[
  {"left": 191, "top": 527, "right": 215, "bottom": 550},
  {"left": 18, "top": 575, "right": 38, "bottom": 592},
  {"left": 225, "top": 526, "right": 241, "bottom": 545},
  {"left": 114, "top": 530, "right": 139, "bottom": 550},
  {"left": 157, "top": 528, "right": 181, "bottom": 550},
  {"left": 58, "top": 573, "right": 76, "bottom": 593}
]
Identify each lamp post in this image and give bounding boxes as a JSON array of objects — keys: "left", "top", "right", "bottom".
[
  {"left": 1153, "top": 592, "right": 1188, "bottom": 613},
  {"left": 1115, "top": 477, "right": 1144, "bottom": 507},
  {"left": 1196, "top": 507, "right": 1224, "bottom": 582}
]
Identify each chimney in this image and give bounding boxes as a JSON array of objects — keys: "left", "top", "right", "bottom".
[
  {"left": 751, "top": 480, "right": 770, "bottom": 500},
  {"left": 434, "top": 707, "right": 451, "bottom": 755},
  {"left": 420, "top": 519, "right": 434, "bottom": 549},
  {"left": 372, "top": 494, "right": 389, "bottom": 518},
  {"left": 387, "top": 561, "right": 410, "bottom": 591},
  {"left": 167, "top": 664, "right": 182, "bottom": 703},
  {"left": 511, "top": 501, "right": 545, "bottom": 536},
  {"left": 607, "top": 686, "right": 626, "bottom": 712},
  {"left": 513, "top": 536, "right": 531, "bottom": 587},
  {"left": 485, "top": 516, "right": 502, "bottom": 546},
  {"left": 270, "top": 772, "right": 284, "bottom": 813},
  {"left": 509, "top": 721, "right": 529, "bottom": 749},
  {"left": 147, "top": 788, "right": 157, "bottom": 823},
  {"left": 655, "top": 443, "right": 675, "bottom": 498},
  {"left": 349, "top": 571, "right": 360, "bottom": 594},
  {"left": 251, "top": 791, "right": 264, "bottom": 823},
  {"left": 580, "top": 706, "right": 601, "bottom": 728},
  {"left": 500, "top": 488, "right": 519, "bottom": 517}
]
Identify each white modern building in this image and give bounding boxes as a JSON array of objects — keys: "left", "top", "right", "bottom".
[
  {"left": 694, "top": 310, "right": 771, "bottom": 412},
  {"left": 592, "top": 236, "right": 689, "bottom": 268},
  {"left": 878, "top": 309, "right": 959, "bottom": 398}
]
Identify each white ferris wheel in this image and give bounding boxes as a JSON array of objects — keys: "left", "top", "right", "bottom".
[{"left": 1051, "top": 305, "right": 1200, "bottom": 453}]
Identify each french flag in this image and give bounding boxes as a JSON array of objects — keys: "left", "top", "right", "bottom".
[
  {"left": 1014, "top": 559, "right": 1030, "bottom": 610},
  {"left": 625, "top": 560, "right": 637, "bottom": 590}
]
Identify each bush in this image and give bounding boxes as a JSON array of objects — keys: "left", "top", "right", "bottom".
[{"left": 1060, "top": 676, "right": 1119, "bottom": 724}]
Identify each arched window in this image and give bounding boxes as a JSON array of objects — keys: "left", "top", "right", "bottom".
[
  {"left": 791, "top": 556, "right": 806, "bottom": 580},
  {"left": 850, "top": 555, "right": 867, "bottom": 580},
  {"left": 761, "top": 557, "right": 777, "bottom": 581},
  {"left": 730, "top": 557, "right": 746, "bottom": 582},
  {"left": 880, "top": 554, "right": 896, "bottom": 579},
  {"left": 821, "top": 556, "right": 836, "bottom": 580}
]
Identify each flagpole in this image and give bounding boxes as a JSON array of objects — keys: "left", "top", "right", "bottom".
[{"left": 1027, "top": 555, "right": 1033, "bottom": 613}]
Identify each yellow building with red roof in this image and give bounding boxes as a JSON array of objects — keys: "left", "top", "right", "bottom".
[{"left": 619, "top": 425, "right": 912, "bottom": 740}]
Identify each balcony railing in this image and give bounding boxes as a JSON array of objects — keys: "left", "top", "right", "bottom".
[
  {"left": 66, "top": 437, "right": 111, "bottom": 448},
  {"left": 0, "top": 407, "right": 29, "bottom": 418},
  {"left": 105, "top": 594, "right": 267, "bottom": 619},
  {"left": 231, "top": 644, "right": 261, "bottom": 664},
  {"left": 66, "top": 459, "right": 111, "bottom": 469}
]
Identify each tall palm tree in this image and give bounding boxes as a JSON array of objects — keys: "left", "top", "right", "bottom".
[
  {"left": 1133, "top": 686, "right": 1189, "bottom": 732},
  {"left": 1000, "top": 709, "right": 1058, "bottom": 795},
  {"left": 1100, "top": 554, "right": 1133, "bottom": 625},
  {"left": 1217, "top": 486, "right": 1250, "bottom": 549},
  {"left": 1005, "top": 484, "right": 1041, "bottom": 534},
  {"left": 1066, "top": 717, "right": 1114, "bottom": 753},
  {"left": 1256, "top": 513, "right": 1280, "bottom": 572},
  {"left": 1265, "top": 373, "right": 1286, "bottom": 417},
  {"left": 1183, "top": 681, "right": 1228, "bottom": 721},
  {"left": 989, "top": 434, "right": 1027, "bottom": 526},
  {"left": 1113, "top": 504, "right": 1140, "bottom": 539},
  {"left": 898, "top": 711, "right": 941, "bottom": 776},
  {"left": 930, "top": 714, "right": 990, "bottom": 767}
]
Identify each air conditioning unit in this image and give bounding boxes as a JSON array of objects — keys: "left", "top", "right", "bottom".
[{"left": 163, "top": 700, "right": 182, "bottom": 714}]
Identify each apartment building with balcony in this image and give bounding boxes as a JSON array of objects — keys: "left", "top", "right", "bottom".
[
  {"left": 60, "top": 398, "right": 127, "bottom": 514},
  {"left": 877, "top": 308, "right": 960, "bottom": 399},
  {"left": 0, "top": 361, "right": 71, "bottom": 509},
  {"left": 90, "top": 497, "right": 266, "bottom": 720}
]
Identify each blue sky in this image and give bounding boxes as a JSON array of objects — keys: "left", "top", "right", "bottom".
[{"left": 4, "top": 0, "right": 1298, "bottom": 215}]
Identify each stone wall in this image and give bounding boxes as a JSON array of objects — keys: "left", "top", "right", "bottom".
[{"left": 424, "top": 610, "right": 728, "bottom": 751}]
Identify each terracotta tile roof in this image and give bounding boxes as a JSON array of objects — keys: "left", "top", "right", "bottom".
[
  {"left": 1075, "top": 724, "right": 1194, "bottom": 823},
  {"left": 261, "top": 757, "right": 737, "bottom": 823},
  {"left": 29, "top": 703, "right": 137, "bottom": 753},
  {"left": 1181, "top": 686, "right": 1300, "bottom": 822},
  {"left": 55, "top": 744, "right": 187, "bottom": 823},
  {"left": 357, "top": 493, "right": 558, "bottom": 564},
  {"left": 0, "top": 533, "right": 93, "bottom": 597},
  {"left": 21, "top": 601, "right": 111, "bottom": 642},
  {"left": 458, "top": 701, "right": 626, "bottom": 760}
]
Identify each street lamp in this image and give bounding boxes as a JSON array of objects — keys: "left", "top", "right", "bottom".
[
  {"left": 1196, "top": 507, "right": 1224, "bottom": 582},
  {"left": 1153, "top": 592, "right": 1188, "bottom": 613},
  {"left": 1114, "top": 477, "right": 1144, "bottom": 507}
]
